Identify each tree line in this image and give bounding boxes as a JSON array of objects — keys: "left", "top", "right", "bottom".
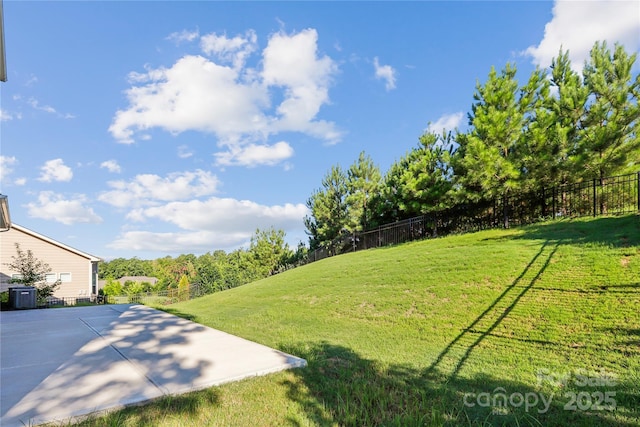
[
  {"left": 99, "top": 227, "right": 307, "bottom": 294},
  {"left": 305, "top": 41, "right": 639, "bottom": 250}
]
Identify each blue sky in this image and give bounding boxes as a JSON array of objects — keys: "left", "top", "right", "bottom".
[{"left": 1, "top": 1, "right": 638, "bottom": 260}]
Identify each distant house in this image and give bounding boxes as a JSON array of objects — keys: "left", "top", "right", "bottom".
[{"left": 0, "top": 224, "right": 101, "bottom": 298}]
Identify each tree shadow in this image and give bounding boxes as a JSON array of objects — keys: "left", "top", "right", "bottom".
[
  {"left": 78, "top": 387, "right": 221, "bottom": 427},
  {"left": 1, "top": 304, "right": 218, "bottom": 426},
  {"left": 155, "top": 306, "right": 199, "bottom": 321},
  {"left": 280, "top": 342, "right": 638, "bottom": 426}
]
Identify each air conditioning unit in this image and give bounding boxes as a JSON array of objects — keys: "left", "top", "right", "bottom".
[{"left": 9, "top": 287, "right": 37, "bottom": 309}]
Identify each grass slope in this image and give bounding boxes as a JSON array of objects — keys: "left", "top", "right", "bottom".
[{"left": 81, "top": 215, "right": 639, "bottom": 427}]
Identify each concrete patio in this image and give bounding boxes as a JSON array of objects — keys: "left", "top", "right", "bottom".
[{"left": 0, "top": 304, "right": 306, "bottom": 426}]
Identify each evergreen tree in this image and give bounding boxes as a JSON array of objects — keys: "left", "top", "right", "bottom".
[
  {"left": 346, "top": 151, "right": 382, "bottom": 232},
  {"left": 519, "top": 67, "right": 558, "bottom": 191},
  {"left": 548, "top": 48, "right": 589, "bottom": 185},
  {"left": 381, "top": 131, "right": 454, "bottom": 220},
  {"left": 304, "top": 165, "right": 349, "bottom": 249},
  {"left": 579, "top": 42, "right": 640, "bottom": 182},
  {"left": 454, "top": 63, "right": 525, "bottom": 203}
]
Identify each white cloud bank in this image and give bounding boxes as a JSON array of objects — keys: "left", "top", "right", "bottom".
[
  {"left": 26, "top": 192, "right": 103, "bottom": 225},
  {"left": 38, "top": 159, "right": 73, "bottom": 182},
  {"left": 373, "top": 57, "right": 397, "bottom": 91},
  {"left": 524, "top": 0, "right": 640, "bottom": 69},
  {"left": 99, "top": 167, "right": 306, "bottom": 254},
  {"left": 110, "top": 28, "right": 340, "bottom": 167},
  {"left": 98, "top": 169, "right": 220, "bottom": 208},
  {"left": 109, "top": 197, "right": 309, "bottom": 253}
]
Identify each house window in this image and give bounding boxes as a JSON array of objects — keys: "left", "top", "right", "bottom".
[
  {"left": 59, "top": 273, "right": 72, "bottom": 283},
  {"left": 45, "top": 273, "right": 57, "bottom": 283}
]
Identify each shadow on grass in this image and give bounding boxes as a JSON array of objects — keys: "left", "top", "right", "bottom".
[
  {"left": 280, "top": 342, "right": 639, "bottom": 427},
  {"left": 505, "top": 214, "right": 640, "bottom": 247},
  {"left": 280, "top": 233, "right": 638, "bottom": 426},
  {"left": 153, "top": 306, "right": 199, "bottom": 321},
  {"left": 425, "top": 240, "right": 557, "bottom": 381},
  {"left": 78, "top": 388, "right": 221, "bottom": 427}
]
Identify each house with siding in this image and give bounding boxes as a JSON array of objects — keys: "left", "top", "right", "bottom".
[{"left": 0, "top": 224, "right": 101, "bottom": 298}]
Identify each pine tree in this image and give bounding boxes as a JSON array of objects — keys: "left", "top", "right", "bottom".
[
  {"left": 304, "top": 165, "right": 349, "bottom": 249},
  {"left": 454, "top": 63, "right": 524, "bottom": 203},
  {"left": 384, "top": 131, "right": 454, "bottom": 219},
  {"left": 579, "top": 42, "right": 640, "bottom": 182},
  {"left": 346, "top": 151, "right": 382, "bottom": 232}
]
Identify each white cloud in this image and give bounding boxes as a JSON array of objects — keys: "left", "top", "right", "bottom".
[
  {"left": 26, "top": 97, "right": 75, "bottom": 119},
  {"left": 38, "top": 158, "right": 73, "bottom": 182},
  {"left": 128, "top": 197, "right": 308, "bottom": 231},
  {"left": 0, "top": 156, "right": 26, "bottom": 187},
  {"left": 110, "top": 28, "right": 340, "bottom": 165},
  {"left": 263, "top": 29, "right": 339, "bottom": 140},
  {"left": 215, "top": 141, "right": 294, "bottom": 167},
  {"left": 0, "top": 156, "right": 17, "bottom": 181},
  {"left": 25, "top": 74, "right": 39, "bottom": 87},
  {"left": 98, "top": 169, "right": 219, "bottom": 208},
  {"left": 109, "top": 54, "right": 270, "bottom": 144},
  {"left": 166, "top": 28, "right": 200, "bottom": 44},
  {"left": 373, "top": 57, "right": 396, "bottom": 91},
  {"left": 28, "top": 97, "right": 56, "bottom": 114},
  {"left": 1, "top": 109, "right": 14, "bottom": 121},
  {"left": 100, "top": 160, "right": 122, "bottom": 173},
  {"left": 200, "top": 30, "right": 257, "bottom": 69},
  {"left": 524, "top": 0, "right": 640, "bottom": 69},
  {"left": 108, "top": 230, "right": 247, "bottom": 253},
  {"left": 26, "top": 192, "right": 103, "bottom": 225},
  {"left": 177, "top": 145, "right": 194, "bottom": 159},
  {"left": 428, "top": 112, "right": 464, "bottom": 134},
  {"left": 112, "top": 197, "right": 308, "bottom": 253}
]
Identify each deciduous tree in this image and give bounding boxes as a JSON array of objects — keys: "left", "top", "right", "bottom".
[{"left": 5, "top": 243, "right": 60, "bottom": 303}]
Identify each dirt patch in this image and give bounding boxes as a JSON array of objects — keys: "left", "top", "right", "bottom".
[
  {"left": 359, "top": 301, "right": 375, "bottom": 310},
  {"left": 404, "top": 302, "right": 426, "bottom": 319}
]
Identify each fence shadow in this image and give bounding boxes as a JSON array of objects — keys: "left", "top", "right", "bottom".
[
  {"left": 279, "top": 342, "right": 637, "bottom": 426},
  {"left": 510, "top": 215, "right": 640, "bottom": 247},
  {"left": 425, "top": 240, "right": 558, "bottom": 380}
]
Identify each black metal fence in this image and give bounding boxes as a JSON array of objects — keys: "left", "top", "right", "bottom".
[
  {"left": 104, "top": 283, "right": 207, "bottom": 305},
  {"left": 37, "top": 283, "right": 207, "bottom": 308},
  {"left": 306, "top": 171, "right": 640, "bottom": 263}
]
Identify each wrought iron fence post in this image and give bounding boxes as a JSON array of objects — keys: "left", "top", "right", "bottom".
[
  {"left": 502, "top": 194, "right": 509, "bottom": 229},
  {"left": 637, "top": 172, "right": 640, "bottom": 212},
  {"left": 593, "top": 178, "right": 597, "bottom": 217}
]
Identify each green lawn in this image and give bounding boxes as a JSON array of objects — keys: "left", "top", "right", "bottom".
[{"left": 80, "top": 215, "right": 639, "bottom": 426}]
